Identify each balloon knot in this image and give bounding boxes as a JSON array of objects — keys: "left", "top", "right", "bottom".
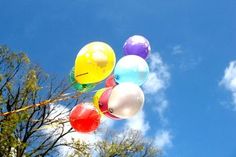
[
  {"left": 109, "top": 108, "right": 113, "bottom": 113},
  {"left": 114, "top": 75, "right": 119, "bottom": 80}
]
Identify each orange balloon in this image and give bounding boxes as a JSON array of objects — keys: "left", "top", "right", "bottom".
[{"left": 69, "top": 103, "right": 101, "bottom": 133}]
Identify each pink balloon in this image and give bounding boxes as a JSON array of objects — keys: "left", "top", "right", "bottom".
[
  {"left": 99, "top": 88, "right": 121, "bottom": 120},
  {"left": 105, "top": 75, "right": 117, "bottom": 88}
]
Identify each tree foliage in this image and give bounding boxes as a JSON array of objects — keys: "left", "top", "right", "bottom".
[
  {"left": 70, "top": 129, "right": 160, "bottom": 157},
  {"left": 0, "top": 45, "right": 78, "bottom": 156}
]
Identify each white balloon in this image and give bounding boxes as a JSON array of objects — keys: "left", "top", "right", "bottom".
[{"left": 108, "top": 82, "right": 144, "bottom": 119}]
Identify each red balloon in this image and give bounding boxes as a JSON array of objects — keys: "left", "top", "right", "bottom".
[
  {"left": 99, "top": 88, "right": 121, "bottom": 120},
  {"left": 105, "top": 75, "right": 117, "bottom": 88},
  {"left": 69, "top": 103, "right": 101, "bottom": 133}
]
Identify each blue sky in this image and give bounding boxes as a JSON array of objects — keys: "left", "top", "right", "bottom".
[{"left": 1, "top": 0, "right": 236, "bottom": 157}]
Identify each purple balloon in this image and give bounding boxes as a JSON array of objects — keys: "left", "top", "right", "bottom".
[{"left": 123, "top": 35, "right": 151, "bottom": 59}]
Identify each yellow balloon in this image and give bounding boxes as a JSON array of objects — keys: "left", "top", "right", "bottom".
[
  {"left": 74, "top": 42, "right": 116, "bottom": 84},
  {"left": 93, "top": 88, "right": 107, "bottom": 115}
]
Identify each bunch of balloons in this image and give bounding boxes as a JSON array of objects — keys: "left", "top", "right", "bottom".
[{"left": 69, "top": 35, "right": 151, "bottom": 133}]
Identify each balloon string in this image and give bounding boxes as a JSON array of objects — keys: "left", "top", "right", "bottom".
[
  {"left": 76, "top": 72, "right": 88, "bottom": 77},
  {"left": 0, "top": 71, "right": 101, "bottom": 117},
  {"left": 0, "top": 92, "right": 82, "bottom": 117},
  {"left": 0, "top": 71, "right": 91, "bottom": 117}
]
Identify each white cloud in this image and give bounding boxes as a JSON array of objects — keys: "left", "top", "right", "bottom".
[
  {"left": 220, "top": 61, "right": 236, "bottom": 109},
  {"left": 143, "top": 72, "right": 165, "bottom": 93},
  {"left": 100, "top": 116, "right": 115, "bottom": 129},
  {"left": 141, "top": 53, "right": 173, "bottom": 153},
  {"left": 172, "top": 45, "right": 183, "bottom": 55},
  {"left": 170, "top": 45, "right": 202, "bottom": 71},
  {"left": 178, "top": 57, "right": 202, "bottom": 71},
  {"left": 233, "top": 93, "right": 236, "bottom": 105},
  {"left": 154, "top": 130, "right": 173, "bottom": 150},
  {"left": 142, "top": 53, "right": 170, "bottom": 124},
  {"left": 124, "top": 110, "right": 150, "bottom": 135},
  {"left": 155, "top": 98, "right": 169, "bottom": 125},
  {"left": 143, "top": 53, "right": 170, "bottom": 94},
  {"left": 220, "top": 61, "right": 236, "bottom": 91}
]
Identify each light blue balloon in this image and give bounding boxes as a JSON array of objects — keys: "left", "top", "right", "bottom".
[{"left": 114, "top": 55, "right": 149, "bottom": 86}]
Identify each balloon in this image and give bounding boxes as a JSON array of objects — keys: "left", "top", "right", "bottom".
[
  {"left": 105, "top": 75, "right": 117, "bottom": 88},
  {"left": 93, "top": 88, "right": 107, "bottom": 114},
  {"left": 69, "top": 67, "right": 96, "bottom": 92},
  {"left": 69, "top": 103, "right": 101, "bottom": 133},
  {"left": 99, "top": 88, "right": 121, "bottom": 120},
  {"left": 123, "top": 35, "right": 151, "bottom": 59},
  {"left": 114, "top": 55, "right": 149, "bottom": 85},
  {"left": 74, "top": 42, "right": 116, "bottom": 84},
  {"left": 108, "top": 83, "right": 144, "bottom": 119}
]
